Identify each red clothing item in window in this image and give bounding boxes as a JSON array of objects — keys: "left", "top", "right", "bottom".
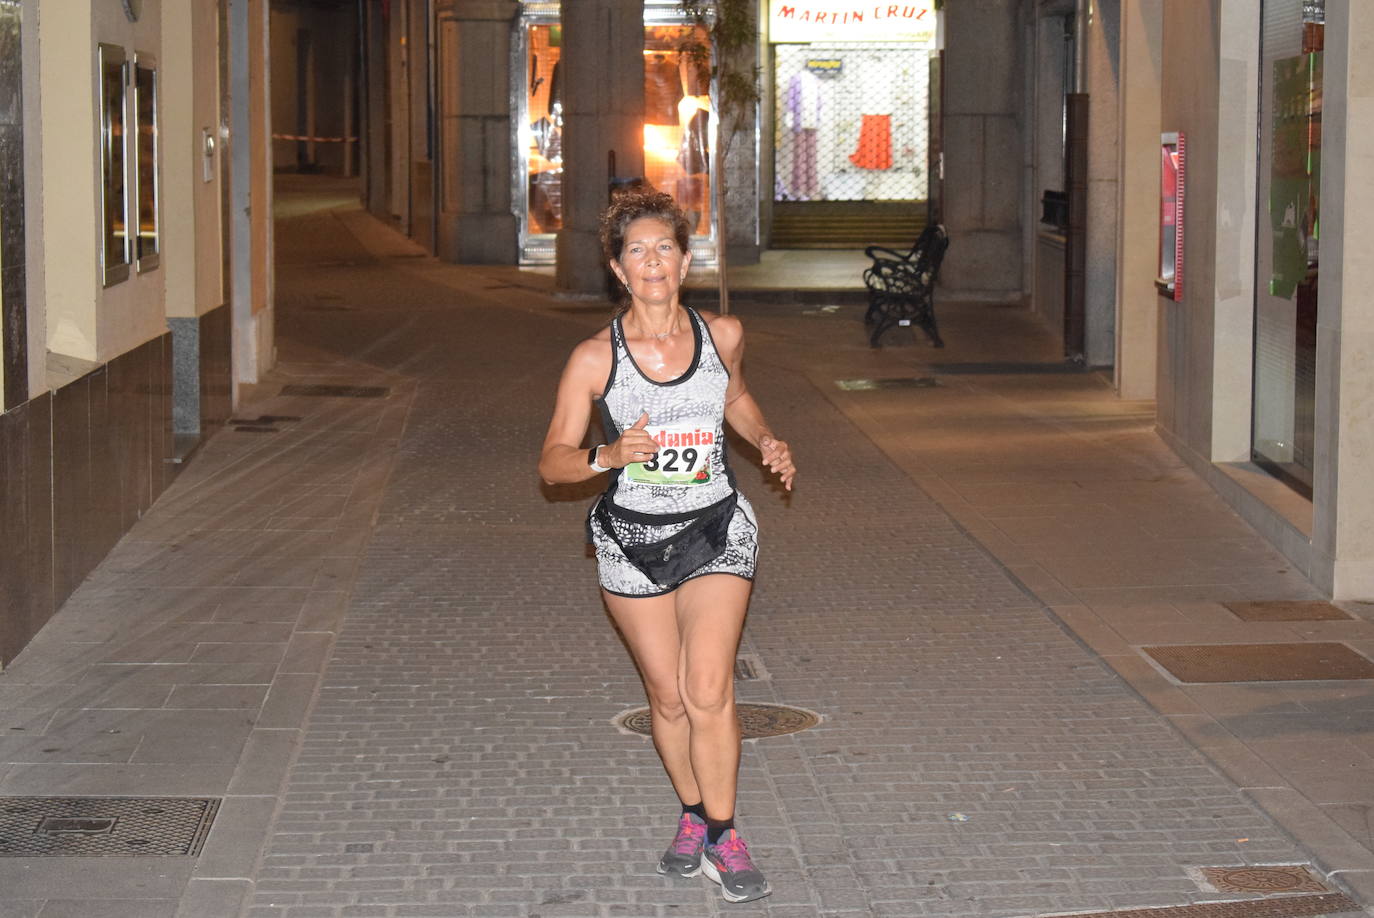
[{"left": 849, "top": 114, "right": 893, "bottom": 171}]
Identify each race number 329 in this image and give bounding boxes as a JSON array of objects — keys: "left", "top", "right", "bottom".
[{"left": 624, "top": 424, "right": 714, "bottom": 487}]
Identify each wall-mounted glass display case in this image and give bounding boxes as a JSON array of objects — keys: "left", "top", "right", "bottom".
[
  {"left": 134, "top": 55, "right": 160, "bottom": 272},
  {"left": 99, "top": 43, "right": 130, "bottom": 287}
]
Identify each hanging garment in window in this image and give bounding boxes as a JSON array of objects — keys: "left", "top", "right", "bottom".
[{"left": 645, "top": 54, "right": 684, "bottom": 125}]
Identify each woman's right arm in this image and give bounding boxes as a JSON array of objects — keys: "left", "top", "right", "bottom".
[{"left": 539, "top": 340, "right": 607, "bottom": 485}]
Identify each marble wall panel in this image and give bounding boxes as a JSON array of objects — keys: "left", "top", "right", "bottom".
[
  {"left": 0, "top": 402, "right": 29, "bottom": 661},
  {"left": 0, "top": 126, "right": 25, "bottom": 409},
  {"left": 0, "top": 0, "right": 25, "bottom": 410},
  {"left": 88, "top": 365, "right": 123, "bottom": 565},
  {"left": 0, "top": 396, "right": 57, "bottom": 666},
  {"left": 24, "top": 394, "right": 53, "bottom": 645},
  {"left": 50, "top": 375, "right": 91, "bottom": 610},
  {"left": 157, "top": 333, "right": 175, "bottom": 496},
  {"left": 200, "top": 303, "right": 233, "bottom": 434},
  {"left": 1, "top": 334, "right": 184, "bottom": 664}
]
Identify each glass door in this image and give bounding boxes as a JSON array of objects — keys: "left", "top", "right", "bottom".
[{"left": 1251, "top": 0, "right": 1322, "bottom": 496}]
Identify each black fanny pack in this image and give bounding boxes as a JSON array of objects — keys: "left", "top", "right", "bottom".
[{"left": 594, "top": 492, "right": 737, "bottom": 587}]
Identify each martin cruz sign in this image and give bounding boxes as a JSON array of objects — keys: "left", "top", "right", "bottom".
[{"left": 768, "top": 0, "right": 936, "bottom": 44}]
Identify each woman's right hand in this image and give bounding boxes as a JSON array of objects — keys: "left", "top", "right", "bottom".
[{"left": 603, "top": 412, "right": 658, "bottom": 468}]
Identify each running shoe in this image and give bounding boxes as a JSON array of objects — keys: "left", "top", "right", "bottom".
[
  {"left": 656, "top": 811, "right": 706, "bottom": 878},
  {"left": 701, "top": 829, "right": 771, "bottom": 903}
]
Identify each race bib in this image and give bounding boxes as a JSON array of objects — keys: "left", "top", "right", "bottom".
[{"left": 623, "top": 423, "right": 715, "bottom": 487}]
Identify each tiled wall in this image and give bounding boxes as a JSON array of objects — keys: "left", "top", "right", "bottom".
[
  {"left": 1, "top": 334, "right": 182, "bottom": 664},
  {"left": 200, "top": 303, "right": 233, "bottom": 433},
  {"left": 0, "top": 394, "right": 52, "bottom": 663},
  {"left": 1, "top": 0, "right": 28, "bottom": 409}
]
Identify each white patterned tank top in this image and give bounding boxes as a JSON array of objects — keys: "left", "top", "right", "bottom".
[{"left": 596, "top": 307, "right": 736, "bottom": 516}]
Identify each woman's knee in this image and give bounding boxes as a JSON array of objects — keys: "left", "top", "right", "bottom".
[
  {"left": 681, "top": 670, "right": 734, "bottom": 716},
  {"left": 646, "top": 682, "right": 688, "bottom": 722}
]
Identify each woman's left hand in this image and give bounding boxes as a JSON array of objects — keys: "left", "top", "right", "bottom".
[{"left": 759, "top": 436, "right": 796, "bottom": 491}]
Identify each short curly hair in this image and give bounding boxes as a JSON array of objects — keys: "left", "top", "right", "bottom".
[{"left": 598, "top": 188, "right": 692, "bottom": 266}]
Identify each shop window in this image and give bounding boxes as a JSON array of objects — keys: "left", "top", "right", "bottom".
[
  {"left": 517, "top": 8, "right": 714, "bottom": 264},
  {"left": 99, "top": 43, "right": 130, "bottom": 287},
  {"left": 133, "top": 55, "right": 159, "bottom": 272},
  {"left": 773, "top": 44, "right": 930, "bottom": 202},
  {"left": 642, "top": 25, "right": 713, "bottom": 237},
  {"left": 1251, "top": 0, "right": 1322, "bottom": 496}
]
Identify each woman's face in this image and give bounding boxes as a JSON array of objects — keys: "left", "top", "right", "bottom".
[{"left": 611, "top": 217, "right": 691, "bottom": 307}]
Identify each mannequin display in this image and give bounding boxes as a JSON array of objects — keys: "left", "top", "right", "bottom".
[
  {"left": 677, "top": 102, "right": 710, "bottom": 175},
  {"left": 785, "top": 69, "right": 823, "bottom": 200},
  {"left": 645, "top": 53, "right": 684, "bottom": 126},
  {"left": 676, "top": 96, "right": 711, "bottom": 233},
  {"left": 849, "top": 67, "right": 893, "bottom": 171}
]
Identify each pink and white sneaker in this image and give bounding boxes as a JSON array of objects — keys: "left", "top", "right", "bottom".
[
  {"left": 701, "top": 829, "right": 772, "bottom": 903},
  {"left": 656, "top": 812, "right": 706, "bottom": 878}
]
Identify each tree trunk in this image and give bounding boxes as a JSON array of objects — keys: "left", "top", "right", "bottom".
[{"left": 715, "top": 118, "right": 734, "bottom": 315}]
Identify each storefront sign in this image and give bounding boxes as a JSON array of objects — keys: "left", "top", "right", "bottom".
[
  {"left": 1158, "top": 131, "right": 1185, "bottom": 301},
  {"left": 769, "top": 1, "right": 936, "bottom": 44}
]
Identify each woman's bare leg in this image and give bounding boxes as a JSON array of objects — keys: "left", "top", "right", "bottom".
[
  {"left": 604, "top": 590, "right": 701, "bottom": 805},
  {"left": 673, "top": 574, "right": 752, "bottom": 822}
]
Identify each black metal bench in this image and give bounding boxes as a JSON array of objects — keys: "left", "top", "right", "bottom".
[{"left": 862, "top": 224, "right": 949, "bottom": 348}]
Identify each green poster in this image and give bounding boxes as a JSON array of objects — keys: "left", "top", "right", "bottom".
[{"left": 1269, "top": 52, "right": 1322, "bottom": 300}]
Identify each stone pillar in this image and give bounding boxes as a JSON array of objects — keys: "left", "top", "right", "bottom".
[
  {"left": 555, "top": 0, "right": 644, "bottom": 293},
  {"left": 434, "top": 0, "right": 519, "bottom": 263},
  {"left": 1112, "top": 0, "right": 1161, "bottom": 399},
  {"left": 1313, "top": 0, "right": 1374, "bottom": 598},
  {"left": 941, "top": 0, "right": 1021, "bottom": 299},
  {"left": 1083, "top": 0, "right": 1120, "bottom": 368}
]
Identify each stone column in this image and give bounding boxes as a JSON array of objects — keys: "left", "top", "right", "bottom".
[
  {"left": 940, "top": 0, "right": 1021, "bottom": 299},
  {"left": 1313, "top": 0, "right": 1374, "bottom": 598},
  {"left": 1083, "top": 0, "right": 1120, "bottom": 368},
  {"left": 434, "top": 0, "right": 519, "bottom": 263},
  {"left": 555, "top": 0, "right": 644, "bottom": 293},
  {"left": 1112, "top": 0, "right": 1162, "bottom": 399}
]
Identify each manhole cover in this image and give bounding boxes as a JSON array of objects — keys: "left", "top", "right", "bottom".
[
  {"left": 1034, "top": 894, "right": 1360, "bottom": 918},
  {"left": 0, "top": 797, "right": 220, "bottom": 857},
  {"left": 1143, "top": 643, "right": 1374, "bottom": 683},
  {"left": 280, "top": 384, "right": 390, "bottom": 399},
  {"left": 835, "top": 377, "right": 940, "bottom": 391},
  {"left": 615, "top": 703, "right": 819, "bottom": 738},
  {"left": 1197, "top": 865, "right": 1327, "bottom": 894},
  {"left": 1224, "top": 601, "right": 1352, "bottom": 622}
]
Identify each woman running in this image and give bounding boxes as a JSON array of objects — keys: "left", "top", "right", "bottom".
[{"left": 539, "top": 190, "right": 795, "bottom": 904}]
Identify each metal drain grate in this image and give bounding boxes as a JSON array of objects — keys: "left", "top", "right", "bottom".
[
  {"left": 1224, "top": 601, "right": 1353, "bottom": 622},
  {"left": 1196, "top": 865, "right": 1327, "bottom": 895},
  {"left": 927, "top": 361, "right": 1090, "bottom": 375},
  {"left": 0, "top": 797, "right": 220, "bottom": 856},
  {"left": 734, "top": 653, "right": 770, "bottom": 681},
  {"left": 835, "top": 377, "right": 940, "bottom": 391},
  {"left": 616, "top": 703, "right": 819, "bottom": 738},
  {"left": 280, "top": 384, "right": 390, "bottom": 399},
  {"left": 1143, "top": 643, "right": 1374, "bottom": 683},
  {"left": 1035, "top": 893, "right": 1360, "bottom": 918}
]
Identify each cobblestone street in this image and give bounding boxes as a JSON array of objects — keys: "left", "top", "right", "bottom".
[
  {"left": 243, "top": 191, "right": 1355, "bottom": 916},
  {"left": 0, "top": 185, "right": 1369, "bottom": 918}
]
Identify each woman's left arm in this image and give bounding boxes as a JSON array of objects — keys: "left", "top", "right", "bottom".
[{"left": 713, "top": 315, "right": 796, "bottom": 491}]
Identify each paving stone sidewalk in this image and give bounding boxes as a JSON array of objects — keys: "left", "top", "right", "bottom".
[{"left": 241, "top": 197, "right": 1351, "bottom": 918}]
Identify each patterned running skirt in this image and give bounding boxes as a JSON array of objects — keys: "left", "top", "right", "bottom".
[{"left": 591, "top": 491, "right": 759, "bottom": 598}]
